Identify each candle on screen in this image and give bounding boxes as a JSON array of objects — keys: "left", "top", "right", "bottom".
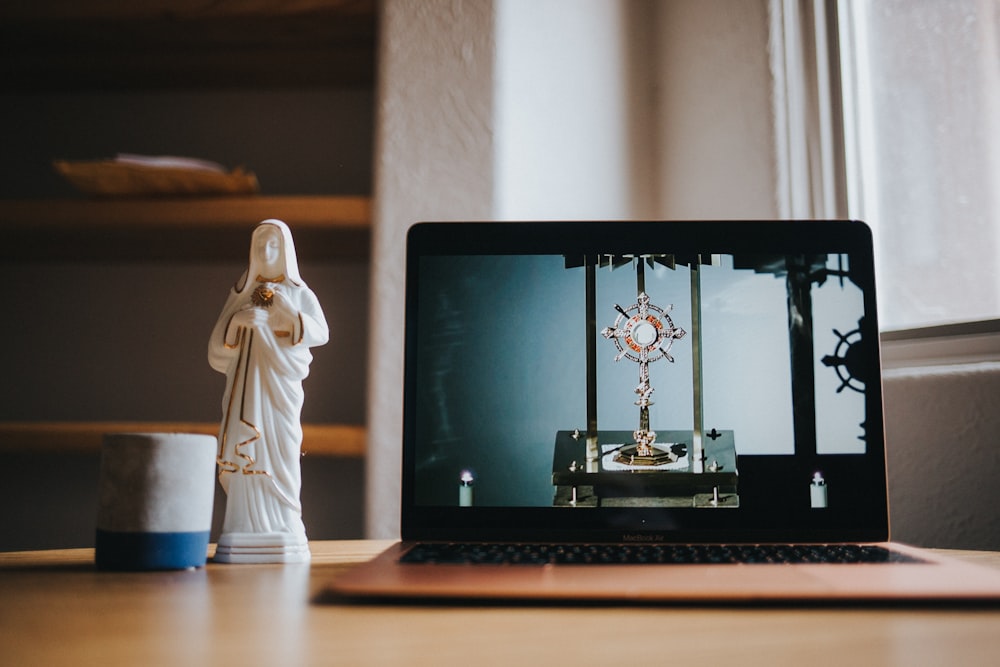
[{"left": 459, "top": 470, "right": 474, "bottom": 507}]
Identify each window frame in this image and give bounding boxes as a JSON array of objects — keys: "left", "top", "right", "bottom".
[{"left": 772, "top": 0, "right": 1000, "bottom": 365}]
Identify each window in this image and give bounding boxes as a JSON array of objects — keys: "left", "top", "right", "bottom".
[{"left": 838, "top": 0, "right": 1000, "bottom": 331}]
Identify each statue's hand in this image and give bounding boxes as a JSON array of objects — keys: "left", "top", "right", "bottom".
[
  {"left": 270, "top": 290, "right": 297, "bottom": 318},
  {"left": 232, "top": 307, "right": 270, "bottom": 329}
]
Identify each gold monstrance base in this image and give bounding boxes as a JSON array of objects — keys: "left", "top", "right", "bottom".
[{"left": 613, "top": 444, "right": 684, "bottom": 467}]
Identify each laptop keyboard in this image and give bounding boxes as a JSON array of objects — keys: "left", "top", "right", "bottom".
[{"left": 400, "top": 543, "right": 924, "bottom": 565}]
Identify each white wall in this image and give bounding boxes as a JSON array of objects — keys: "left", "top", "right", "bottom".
[
  {"left": 494, "top": 0, "right": 635, "bottom": 219},
  {"left": 883, "top": 362, "right": 1000, "bottom": 550},
  {"left": 495, "top": 0, "right": 779, "bottom": 222},
  {"left": 367, "top": 0, "right": 497, "bottom": 539},
  {"left": 653, "top": 0, "right": 778, "bottom": 219}
]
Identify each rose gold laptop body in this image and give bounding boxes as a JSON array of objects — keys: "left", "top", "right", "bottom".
[{"left": 328, "top": 221, "right": 1000, "bottom": 603}]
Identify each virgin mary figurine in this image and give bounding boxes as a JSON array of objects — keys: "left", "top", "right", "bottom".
[{"left": 208, "top": 219, "right": 329, "bottom": 563}]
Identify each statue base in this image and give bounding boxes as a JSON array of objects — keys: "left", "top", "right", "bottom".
[{"left": 214, "top": 532, "right": 311, "bottom": 564}]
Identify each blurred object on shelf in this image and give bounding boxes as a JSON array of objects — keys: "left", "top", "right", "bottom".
[{"left": 54, "top": 154, "right": 260, "bottom": 197}]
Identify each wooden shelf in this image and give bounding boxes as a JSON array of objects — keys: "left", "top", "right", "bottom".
[
  {"left": 0, "top": 0, "right": 377, "bottom": 91},
  {"left": 0, "top": 195, "right": 371, "bottom": 261},
  {"left": 0, "top": 421, "right": 365, "bottom": 458},
  {"left": 2, "top": 3, "right": 375, "bottom": 463}
]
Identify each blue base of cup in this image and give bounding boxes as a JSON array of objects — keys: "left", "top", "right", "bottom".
[{"left": 95, "top": 529, "right": 210, "bottom": 570}]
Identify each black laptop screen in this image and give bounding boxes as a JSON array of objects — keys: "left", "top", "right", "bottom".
[{"left": 401, "top": 221, "right": 888, "bottom": 543}]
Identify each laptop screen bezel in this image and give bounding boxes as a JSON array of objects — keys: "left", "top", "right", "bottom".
[{"left": 400, "top": 220, "right": 889, "bottom": 544}]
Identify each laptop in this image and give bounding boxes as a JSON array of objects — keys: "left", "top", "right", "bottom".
[{"left": 328, "top": 220, "right": 1000, "bottom": 603}]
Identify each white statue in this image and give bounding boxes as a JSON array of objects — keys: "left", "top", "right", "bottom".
[{"left": 208, "top": 219, "right": 329, "bottom": 563}]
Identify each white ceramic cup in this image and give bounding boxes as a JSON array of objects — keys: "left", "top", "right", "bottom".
[{"left": 95, "top": 432, "right": 217, "bottom": 570}]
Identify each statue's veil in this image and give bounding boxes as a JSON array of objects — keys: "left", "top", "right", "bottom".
[{"left": 234, "top": 219, "right": 303, "bottom": 292}]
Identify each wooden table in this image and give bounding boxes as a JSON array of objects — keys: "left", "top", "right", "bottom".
[{"left": 3, "top": 541, "right": 1000, "bottom": 666}]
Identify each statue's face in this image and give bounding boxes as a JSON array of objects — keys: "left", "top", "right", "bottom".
[{"left": 255, "top": 227, "right": 282, "bottom": 269}]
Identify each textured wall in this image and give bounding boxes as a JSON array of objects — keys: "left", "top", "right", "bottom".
[
  {"left": 883, "top": 362, "right": 1000, "bottom": 550},
  {"left": 653, "top": 0, "right": 778, "bottom": 219},
  {"left": 494, "top": 0, "right": 636, "bottom": 219},
  {"left": 367, "top": 0, "right": 497, "bottom": 538}
]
